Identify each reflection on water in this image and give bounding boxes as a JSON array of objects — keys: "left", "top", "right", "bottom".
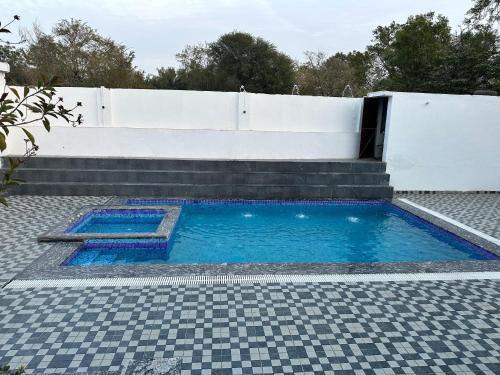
[{"left": 166, "top": 203, "right": 494, "bottom": 265}]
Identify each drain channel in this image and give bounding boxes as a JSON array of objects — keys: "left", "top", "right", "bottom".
[{"left": 4, "top": 272, "right": 500, "bottom": 289}]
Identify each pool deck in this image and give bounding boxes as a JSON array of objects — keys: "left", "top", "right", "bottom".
[{"left": 0, "top": 194, "right": 499, "bottom": 374}]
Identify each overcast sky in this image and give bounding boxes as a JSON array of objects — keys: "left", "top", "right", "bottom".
[{"left": 4, "top": 0, "right": 473, "bottom": 74}]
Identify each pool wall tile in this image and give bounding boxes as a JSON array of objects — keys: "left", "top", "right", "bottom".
[
  {"left": 38, "top": 205, "right": 181, "bottom": 242},
  {"left": 17, "top": 199, "right": 500, "bottom": 281}
]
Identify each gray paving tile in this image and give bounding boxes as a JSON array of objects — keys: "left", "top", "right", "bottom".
[
  {"left": 0, "top": 280, "right": 498, "bottom": 374},
  {"left": 0, "top": 196, "right": 108, "bottom": 286},
  {"left": 399, "top": 193, "right": 499, "bottom": 239}
]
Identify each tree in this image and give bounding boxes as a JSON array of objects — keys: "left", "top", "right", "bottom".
[
  {"left": 1, "top": 15, "right": 83, "bottom": 206},
  {"left": 0, "top": 45, "right": 30, "bottom": 85},
  {"left": 296, "top": 51, "right": 328, "bottom": 96},
  {"left": 465, "top": 0, "right": 500, "bottom": 27},
  {"left": 22, "top": 19, "right": 145, "bottom": 88},
  {"left": 296, "top": 51, "right": 371, "bottom": 97},
  {"left": 208, "top": 32, "right": 295, "bottom": 93},
  {"left": 368, "top": 13, "right": 452, "bottom": 93},
  {"left": 145, "top": 67, "right": 178, "bottom": 90},
  {"left": 445, "top": 26, "right": 499, "bottom": 93},
  {"left": 341, "top": 51, "right": 373, "bottom": 94},
  {"left": 145, "top": 32, "right": 296, "bottom": 94},
  {"left": 175, "top": 43, "right": 218, "bottom": 90},
  {"left": 367, "top": 11, "right": 499, "bottom": 94},
  {"left": 297, "top": 51, "right": 353, "bottom": 96}
]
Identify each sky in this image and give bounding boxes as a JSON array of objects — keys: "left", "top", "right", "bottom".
[{"left": 3, "top": 0, "right": 473, "bottom": 74}]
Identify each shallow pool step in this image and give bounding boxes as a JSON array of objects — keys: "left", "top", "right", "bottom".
[{"left": 1, "top": 157, "right": 393, "bottom": 199}]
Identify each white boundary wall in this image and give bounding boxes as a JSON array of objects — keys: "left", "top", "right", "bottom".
[
  {"left": 3, "top": 86, "right": 362, "bottom": 159},
  {"left": 371, "top": 92, "right": 500, "bottom": 191}
]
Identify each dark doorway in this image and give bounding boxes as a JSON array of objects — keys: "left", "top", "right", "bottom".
[{"left": 359, "top": 97, "right": 389, "bottom": 160}]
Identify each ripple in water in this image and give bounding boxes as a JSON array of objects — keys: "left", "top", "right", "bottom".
[
  {"left": 242, "top": 213, "right": 254, "bottom": 218},
  {"left": 295, "top": 213, "right": 308, "bottom": 219},
  {"left": 347, "top": 216, "right": 360, "bottom": 223}
]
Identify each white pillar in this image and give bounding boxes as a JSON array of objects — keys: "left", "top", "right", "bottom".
[{"left": 0, "top": 62, "right": 10, "bottom": 89}]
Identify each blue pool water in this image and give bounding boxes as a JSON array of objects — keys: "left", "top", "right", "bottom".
[
  {"left": 67, "top": 209, "right": 165, "bottom": 234},
  {"left": 62, "top": 201, "right": 497, "bottom": 266},
  {"left": 64, "top": 239, "right": 168, "bottom": 266}
]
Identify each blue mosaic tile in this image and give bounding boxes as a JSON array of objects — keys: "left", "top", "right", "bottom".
[
  {"left": 65, "top": 209, "right": 166, "bottom": 233},
  {"left": 388, "top": 204, "right": 499, "bottom": 260},
  {"left": 126, "top": 198, "right": 388, "bottom": 206}
]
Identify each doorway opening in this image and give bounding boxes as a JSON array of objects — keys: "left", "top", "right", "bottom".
[{"left": 359, "top": 96, "right": 389, "bottom": 160}]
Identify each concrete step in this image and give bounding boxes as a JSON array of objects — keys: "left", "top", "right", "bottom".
[
  {"left": 10, "top": 168, "right": 390, "bottom": 186},
  {"left": 12, "top": 182, "right": 394, "bottom": 199},
  {"left": 2, "top": 157, "right": 393, "bottom": 199},
  {"left": 5, "top": 156, "right": 387, "bottom": 173}
]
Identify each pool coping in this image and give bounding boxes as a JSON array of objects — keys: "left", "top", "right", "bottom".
[
  {"left": 391, "top": 199, "right": 500, "bottom": 257},
  {"left": 14, "top": 198, "right": 500, "bottom": 281},
  {"left": 37, "top": 205, "right": 181, "bottom": 242}
]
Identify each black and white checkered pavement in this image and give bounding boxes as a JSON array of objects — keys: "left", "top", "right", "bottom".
[
  {"left": 0, "top": 196, "right": 108, "bottom": 286},
  {"left": 0, "top": 280, "right": 499, "bottom": 374}
]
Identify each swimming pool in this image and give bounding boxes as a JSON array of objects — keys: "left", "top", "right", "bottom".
[
  {"left": 62, "top": 201, "right": 497, "bottom": 266},
  {"left": 63, "top": 239, "right": 168, "bottom": 266},
  {"left": 66, "top": 209, "right": 165, "bottom": 234}
]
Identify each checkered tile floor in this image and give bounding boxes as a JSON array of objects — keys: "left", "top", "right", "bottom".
[
  {"left": 1, "top": 280, "right": 499, "bottom": 375},
  {"left": 399, "top": 193, "right": 499, "bottom": 239},
  {"left": 0, "top": 195, "right": 499, "bottom": 374},
  {"left": 0, "top": 196, "right": 108, "bottom": 286}
]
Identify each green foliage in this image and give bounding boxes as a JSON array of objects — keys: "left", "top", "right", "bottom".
[
  {"left": 159, "top": 10, "right": 494, "bottom": 97},
  {"left": 369, "top": 13, "right": 452, "bottom": 92},
  {"left": 465, "top": 0, "right": 500, "bottom": 27},
  {"left": 145, "top": 67, "right": 178, "bottom": 90},
  {"left": 0, "top": 364, "right": 26, "bottom": 375},
  {"left": 145, "top": 32, "right": 295, "bottom": 94},
  {"left": 444, "top": 26, "right": 500, "bottom": 93},
  {"left": 0, "top": 45, "right": 30, "bottom": 85},
  {"left": 4, "top": 8, "right": 498, "bottom": 96},
  {"left": 0, "top": 76, "right": 83, "bottom": 205},
  {"left": 367, "top": 12, "right": 499, "bottom": 94},
  {"left": 208, "top": 32, "right": 295, "bottom": 93},
  {"left": 174, "top": 43, "right": 217, "bottom": 91},
  {"left": 12, "top": 19, "right": 145, "bottom": 88},
  {"left": 296, "top": 51, "right": 371, "bottom": 97}
]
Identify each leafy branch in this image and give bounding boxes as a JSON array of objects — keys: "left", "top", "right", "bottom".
[
  {"left": 0, "top": 15, "right": 83, "bottom": 206},
  {"left": 0, "top": 15, "right": 26, "bottom": 45},
  {"left": 465, "top": 0, "right": 500, "bottom": 28}
]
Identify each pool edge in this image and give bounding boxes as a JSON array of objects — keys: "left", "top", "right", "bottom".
[
  {"left": 391, "top": 198, "right": 500, "bottom": 257},
  {"left": 12, "top": 198, "right": 500, "bottom": 283}
]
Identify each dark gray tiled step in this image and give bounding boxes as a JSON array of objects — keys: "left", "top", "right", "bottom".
[
  {"left": 11, "top": 182, "right": 393, "bottom": 199},
  {"left": 2, "top": 157, "right": 393, "bottom": 199},
  {"left": 4, "top": 156, "right": 387, "bottom": 173},
  {"left": 11, "top": 168, "right": 390, "bottom": 186}
]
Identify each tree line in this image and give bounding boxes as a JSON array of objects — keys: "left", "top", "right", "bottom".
[{"left": 1, "top": 0, "right": 498, "bottom": 96}]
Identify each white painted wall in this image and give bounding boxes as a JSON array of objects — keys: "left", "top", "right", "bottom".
[
  {"left": 3, "top": 86, "right": 363, "bottom": 160},
  {"left": 371, "top": 91, "right": 500, "bottom": 191},
  {"left": 245, "top": 93, "right": 362, "bottom": 132},
  {"left": 110, "top": 89, "right": 239, "bottom": 130},
  {"left": 3, "top": 127, "right": 360, "bottom": 160},
  {"left": 3, "top": 73, "right": 499, "bottom": 191}
]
